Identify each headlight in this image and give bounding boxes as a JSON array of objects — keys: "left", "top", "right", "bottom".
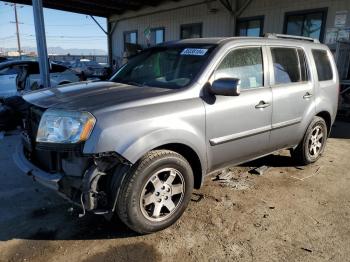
[{"left": 36, "top": 109, "right": 96, "bottom": 144}]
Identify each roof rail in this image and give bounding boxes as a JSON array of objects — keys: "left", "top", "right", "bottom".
[{"left": 264, "top": 33, "right": 320, "bottom": 43}]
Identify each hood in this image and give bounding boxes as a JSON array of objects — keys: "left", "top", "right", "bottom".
[{"left": 23, "top": 81, "right": 177, "bottom": 112}]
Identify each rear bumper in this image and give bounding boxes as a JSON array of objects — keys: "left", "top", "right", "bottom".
[{"left": 13, "top": 143, "right": 63, "bottom": 191}]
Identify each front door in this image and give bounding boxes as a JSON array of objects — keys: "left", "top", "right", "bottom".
[{"left": 204, "top": 46, "right": 272, "bottom": 171}]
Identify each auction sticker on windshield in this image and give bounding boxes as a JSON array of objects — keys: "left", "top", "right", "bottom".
[{"left": 181, "top": 48, "right": 208, "bottom": 56}]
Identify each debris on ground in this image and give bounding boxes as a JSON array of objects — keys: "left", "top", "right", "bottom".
[
  {"left": 301, "top": 247, "right": 313, "bottom": 253},
  {"left": 212, "top": 169, "right": 254, "bottom": 190},
  {"left": 191, "top": 193, "right": 204, "bottom": 203},
  {"left": 212, "top": 169, "right": 233, "bottom": 181},
  {"left": 249, "top": 165, "right": 269, "bottom": 176}
]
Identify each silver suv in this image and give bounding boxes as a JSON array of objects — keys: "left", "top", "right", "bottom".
[{"left": 14, "top": 34, "right": 339, "bottom": 233}]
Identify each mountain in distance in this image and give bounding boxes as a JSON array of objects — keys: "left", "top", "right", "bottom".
[{"left": 0, "top": 46, "right": 107, "bottom": 56}]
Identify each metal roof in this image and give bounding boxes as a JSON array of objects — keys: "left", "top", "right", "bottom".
[{"left": 5, "top": 0, "right": 180, "bottom": 17}]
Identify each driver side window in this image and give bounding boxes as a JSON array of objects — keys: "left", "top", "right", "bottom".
[{"left": 214, "top": 47, "right": 264, "bottom": 90}]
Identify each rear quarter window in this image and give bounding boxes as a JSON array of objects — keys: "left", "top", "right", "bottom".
[{"left": 312, "top": 49, "right": 333, "bottom": 81}]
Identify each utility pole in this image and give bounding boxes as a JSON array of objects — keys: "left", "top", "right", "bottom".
[{"left": 14, "top": 4, "right": 22, "bottom": 57}]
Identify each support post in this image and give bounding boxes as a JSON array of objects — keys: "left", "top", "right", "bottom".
[
  {"left": 14, "top": 4, "right": 22, "bottom": 58},
  {"left": 107, "top": 21, "right": 114, "bottom": 66},
  {"left": 32, "top": 0, "right": 50, "bottom": 88}
]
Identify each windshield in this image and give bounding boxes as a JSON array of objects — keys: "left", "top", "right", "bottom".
[{"left": 111, "top": 45, "right": 216, "bottom": 89}]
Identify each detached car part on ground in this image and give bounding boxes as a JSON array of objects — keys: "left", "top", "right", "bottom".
[{"left": 13, "top": 36, "right": 339, "bottom": 234}]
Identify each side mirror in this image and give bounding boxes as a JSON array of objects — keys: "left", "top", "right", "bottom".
[{"left": 209, "top": 78, "right": 241, "bottom": 96}]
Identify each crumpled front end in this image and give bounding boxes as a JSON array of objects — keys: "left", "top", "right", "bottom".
[{"left": 13, "top": 105, "right": 130, "bottom": 215}]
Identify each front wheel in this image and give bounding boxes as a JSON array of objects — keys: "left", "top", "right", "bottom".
[
  {"left": 115, "top": 150, "right": 194, "bottom": 234},
  {"left": 291, "top": 116, "right": 328, "bottom": 165}
]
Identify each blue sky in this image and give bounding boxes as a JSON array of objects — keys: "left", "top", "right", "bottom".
[{"left": 0, "top": 1, "right": 107, "bottom": 51}]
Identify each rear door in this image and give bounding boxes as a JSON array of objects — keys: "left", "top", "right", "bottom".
[
  {"left": 205, "top": 45, "right": 273, "bottom": 171},
  {"left": 267, "top": 46, "right": 315, "bottom": 151}
]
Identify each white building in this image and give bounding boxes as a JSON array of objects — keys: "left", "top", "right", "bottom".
[{"left": 109, "top": 0, "right": 350, "bottom": 78}]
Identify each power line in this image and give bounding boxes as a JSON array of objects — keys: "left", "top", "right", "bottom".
[{"left": 25, "top": 34, "right": 106, "bottom": 38}]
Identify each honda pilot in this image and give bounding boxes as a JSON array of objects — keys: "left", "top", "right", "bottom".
[{"left": 14, "top": 34, "right": 339, "bottom": 233}]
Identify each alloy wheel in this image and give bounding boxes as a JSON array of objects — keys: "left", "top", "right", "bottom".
[
  {"left": 308, "top": 124, "right": 325, "bottom": 158},
  {"left": 140, "top": 168, "right": 185, "bottom": 222}
]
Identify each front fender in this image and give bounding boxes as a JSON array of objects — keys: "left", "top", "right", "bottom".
[
  {"left": 122, "top": 127, "right": 206, "bottom": 166},
  {"left": 85, "top": 123, "right": 206, "bottom": 167},
  {"left": 83, "top": 97, "right": 207, "bottom": 170}
]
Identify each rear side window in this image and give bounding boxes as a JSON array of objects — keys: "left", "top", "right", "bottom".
[
  {"left": 271, "top": 47, "right": 309, "bottom": 84},
  {"left": 312, "top": 49, "right": 333, "bottom": 81}
]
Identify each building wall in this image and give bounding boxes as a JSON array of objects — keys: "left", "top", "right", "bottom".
[
  {"left": 110, "top": 0, "right": 231, "bottom": 64},
  {"left": 109, "top": 0, "right": 350, "bottom": 65},
  {"left": 242, "top": 0, "right": 350, "bottom": 36}
]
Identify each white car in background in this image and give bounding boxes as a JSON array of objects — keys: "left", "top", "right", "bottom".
[{"left": 0, "top": 60, "right": 80, "bottom": 99}]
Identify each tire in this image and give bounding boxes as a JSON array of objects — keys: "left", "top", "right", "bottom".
[
  {"left": 291, "top": 116, "right": 328, "bottom": 165},
  {"left": 115, "top": 150, "right": 194, "bottom": 234}
]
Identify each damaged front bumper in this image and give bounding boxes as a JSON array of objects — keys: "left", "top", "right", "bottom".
[
  {"left": 13, "top": 141, "right": 131, "bottom": 216},
  {"left": 13, "top": 143, "right": 63, "bottom": 191}
]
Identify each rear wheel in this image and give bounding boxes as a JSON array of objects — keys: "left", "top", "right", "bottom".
[
  {"left": 291, "top": 116, "right": 328, "bottom": 165},
  {"left": 115, "top": 150, "right": 194, "bottom": 234}
]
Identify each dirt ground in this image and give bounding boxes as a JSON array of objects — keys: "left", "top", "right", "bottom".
[{"left": 0, "top": 121, "right": 350, "bottom": 262}]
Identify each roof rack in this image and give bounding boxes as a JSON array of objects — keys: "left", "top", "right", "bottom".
[{"left": 264, "top": 33, "right": 320, "bottom": 43}]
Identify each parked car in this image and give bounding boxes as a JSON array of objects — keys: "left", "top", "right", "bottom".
[
  {"left": 52, "top": 60, "right": 73, "bottom": 68},
  {"left": 70, "top": 59, "right": 109, "bottom": 80},
  {"left": 0, "top": 57, "right": 9, "bottom": 63},
  {"left": 0, "top": 60, "right": 80, "bottom": 130},
  {"left": 14, "top": 35, "right": 339, "bottom": 234},
  {"left": 0, "top": 60, "right": 80, "bottom": 99}
]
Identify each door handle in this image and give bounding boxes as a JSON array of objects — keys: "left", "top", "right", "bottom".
[
  {"left": 255, "top": 101, "right": 271, "bottom": 109},
  {"left": 303, "top": 92, "right": 313, "bottom": 99}
]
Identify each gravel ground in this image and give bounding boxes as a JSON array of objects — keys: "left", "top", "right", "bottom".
[{"left": 0, "top": 121, "right": 349, "bottom": 262}]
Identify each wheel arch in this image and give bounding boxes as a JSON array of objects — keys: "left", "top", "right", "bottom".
[
  {"left": 154, "top": 143, "right": 203, "bottom": 189},
  {"left": 315, "top": 111, "right": 332, "bottom": 136}
]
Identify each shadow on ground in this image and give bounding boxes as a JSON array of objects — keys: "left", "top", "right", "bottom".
[
  {"left": 241, "top": 153, "right": 296, "bottom": 168},
  {"left": 0, "top": 203, "right": 140, "bottom": 241},
  {"left": 331, "top": 120, "right": 350, "bottom": 139}
]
